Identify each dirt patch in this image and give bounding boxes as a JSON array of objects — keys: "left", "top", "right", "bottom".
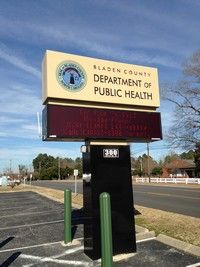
[
  {"left": 0, "top": 184, "right": 27, "bottom": 192},
  {"left": 1, "top": 185, "right": 199, "bottom": 246},
  {"left": 0, "top": 184, "right": 83, "bottom": 206},
  {"left": 27, "top": 185, "right": 83, "bottom": 206}
]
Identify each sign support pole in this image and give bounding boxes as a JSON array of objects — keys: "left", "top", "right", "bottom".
[
  {"left": 147, "top": 142, "right": 151, "bottom": 183},
  {"left": 75, "top": 175, "right": 77, "bottom": 195},
  {"left": 74, "top": 169, "right": 78, "bottom": 195},
  {"left": 82, "top": 143, "right": 136, "bottom": 260}
]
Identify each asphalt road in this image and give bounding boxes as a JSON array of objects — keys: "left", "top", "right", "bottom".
[
  {"left": 133, "top": 184, "right": 200, "bottom": 218},
  {"left": 31, "top": 180, "right": 200, "bottom": 218}
]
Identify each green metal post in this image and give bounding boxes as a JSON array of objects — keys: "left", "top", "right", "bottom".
[
  {"left": 64, "top": 189, "right": 72, "bottom": 244},
  {"left": 100, "top": 192, "right": 113, "bottom": 267}
]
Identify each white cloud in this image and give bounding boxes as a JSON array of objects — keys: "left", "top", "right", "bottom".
[
  {"left": 22, "top": 124, "right": 38, "bottom": 131},
  {"left": 0, "top": 84, "right": 41, "bottom": 116},
  {"left": 86, "top": 0, "right": 200, "bottom": 57},
  {"left": 0, "top": 116, "right": 25, "bottom": 125},
  {"left": 0, "top": 8, "right": 184, "bottom": 69},
  {"left": 31, "top": 25, "right": 179, "bottom": 69},
  {"left": 0, "top": 0, "right": 199, "bottom": 65},
  {"left": 0, "top": 126, "right": 38, "bottom": 140},
  {"left": 0, "top": 42, "right": 40, "bottom": 79},
  {"left": 0, "top": 80, "right": 42, "bottom": 140},
  {"left": 85, "top": 42, "right": 180, "bottom": 68}
]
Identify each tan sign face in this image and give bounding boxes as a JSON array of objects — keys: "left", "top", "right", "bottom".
[{"left": 42, "top": 50, "right": 160, "bottom": 108}]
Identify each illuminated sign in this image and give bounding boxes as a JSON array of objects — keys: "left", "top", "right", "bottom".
[
  {"left": 42, "top": 105, "right": 162, "bottom": 141},
  {"left": 42, "top": 50, "right": 160, "bottom": 108}
]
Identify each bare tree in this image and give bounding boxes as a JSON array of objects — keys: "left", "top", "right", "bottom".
[{"left": 163, "top": 50, "right": 200, "bottom": 150}]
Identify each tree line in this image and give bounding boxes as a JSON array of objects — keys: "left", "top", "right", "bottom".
[
  {"left": 132, "top": 148, "right": 200, "bottom": 177},
  {"left": 31, "top": 153, "right": 82, "bottom": 180},
  {"left": 26, "top": 147, "right": 199, "bottom": 180}
]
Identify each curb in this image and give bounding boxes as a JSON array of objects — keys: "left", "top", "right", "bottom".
[
  {"left": 61, "top": 239, "right": 81, "bottom": 247},
  {"left": 72, "top": 203, "right": 82, "bottom": 209},
  {"left": 135, "top": 224, "right": 156, "bottom": 241},
  {"left": 136, "top": 231, "right": 155, "bottom": 241},
  {"left": 135, "top": 225, "right": 149, "bottom": 233},
  {"left": 157, "top": 234, "right": 200, "bottom": 257}
]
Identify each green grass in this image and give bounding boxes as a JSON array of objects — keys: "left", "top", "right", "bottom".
[{"left": 135, "top": 215, "right": 200, "bottom": 246}]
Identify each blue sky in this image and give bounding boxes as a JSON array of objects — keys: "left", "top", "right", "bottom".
[{"left": 0, "top": 0, "right": 200, "bottom": 173}]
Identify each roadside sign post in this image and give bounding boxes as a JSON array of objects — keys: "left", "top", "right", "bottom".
[
  {"left": 42, "top": 50, "right": 162, "bottom": 261},
  {"left": 30, "top": 173, "right": 32, "bottom": 185},
  {"left": 74, "top": 169, "right": 78, "bottom": 195}
]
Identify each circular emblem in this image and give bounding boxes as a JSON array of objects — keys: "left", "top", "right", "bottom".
[{"left": 57, "top": 61, "right": 87, "bottom": 91}]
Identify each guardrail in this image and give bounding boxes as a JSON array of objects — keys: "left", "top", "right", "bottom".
[{"left": 135, "top": 177, "right": 200, "bottom": 184}]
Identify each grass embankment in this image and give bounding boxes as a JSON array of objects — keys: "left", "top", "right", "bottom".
[
  {"left": 1, "top": 185, "right": 199, "bottom": 246},
  {"left": 134, "top": 205, "right": 200, "bottom": 246}
]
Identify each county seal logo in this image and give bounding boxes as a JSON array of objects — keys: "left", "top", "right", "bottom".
[{"left": 57, "top": 61, "right": 87, "bottom": 92}]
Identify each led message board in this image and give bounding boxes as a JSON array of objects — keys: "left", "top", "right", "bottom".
[
  {"left": 42, "top": 105, "right": 162, "bottom": 142},
  {"left": 42, "top": 50, "right": 160, "bottom": 109}
]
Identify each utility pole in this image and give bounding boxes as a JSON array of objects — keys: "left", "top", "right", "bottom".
[
  {"left": 9, "top": 159, "right": 12, "bottom": 173},
  {"left": 39, "top": 162, "right": 41, "bottom": 178},
  {"left": 58, "top": 157, "right": 61, "bottom": 180},
  {"left": 140, "top": 158, "right": 143, "bottom": 177},
  {"left": 147, "top": 142, "right": 150, "bottom": 183}
]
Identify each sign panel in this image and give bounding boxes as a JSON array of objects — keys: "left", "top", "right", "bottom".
[
  {"left": 103, "top": 149, "right": 119, "bottom": 158},
  {"left": 74, "top": 169, "right": 78, "bottom": 176},
  {"left": 42, "top": 50, "right": 160, "bottom": 108},
  {"left": 42, "top": 104, "right": 162, "bottom": 141}
]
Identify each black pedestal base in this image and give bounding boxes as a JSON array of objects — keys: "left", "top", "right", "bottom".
[{"left": 83, "top": 145, "right": 136, "bottom": 260}]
